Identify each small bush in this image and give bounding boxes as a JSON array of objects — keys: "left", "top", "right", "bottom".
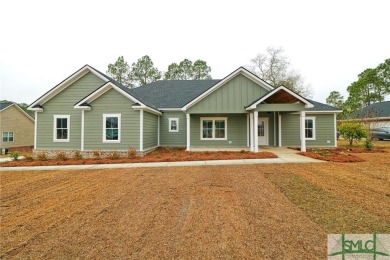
[
  {"left": 110, "top": 151, "right": 120, "bottom": 160},
  {"left": 36, "top": 151, "right": 48, "bottom": 161},
  {"left": 9, "top": 151, "right": 20, "bottom": 161},
  {"left": 73, "top": 150, "right": 83, "bottom": 160},
  {"left": 24, "top": 155, "right": 34, "bottom": 161},
  {"left": 127, "top": 147, "right": 137, "bottom": 158},
  {"left": 364, "top": 139, "right": 373, "bottom": 151},
  {"left": 92, "top": 149, "right": 101, "bottom": 159},
  {"left": 338, "top": 121, "right": 367, "bottom": 147},
  {"left": 55, "top": 151, "right": 68, "bottom": 161}
]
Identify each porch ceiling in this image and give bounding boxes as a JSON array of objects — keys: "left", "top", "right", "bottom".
[{"left": 262, "top": 89, "right": 302, "bottom": 104}]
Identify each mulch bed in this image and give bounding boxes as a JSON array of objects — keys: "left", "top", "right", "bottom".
[
  {"left": 1, "top": 147, "right": 277, "bottom": 167},
  {"left": 298, "top": 149, "right": 364, "bottom": 163}
]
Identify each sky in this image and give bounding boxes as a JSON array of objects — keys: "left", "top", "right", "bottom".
[{"left": 1, "top": 0, "right": 389, "bottom": 105}]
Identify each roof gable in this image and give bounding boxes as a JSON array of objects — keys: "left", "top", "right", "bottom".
[{"left": 0, "top": 102, "right": 34, "bottom": 122}]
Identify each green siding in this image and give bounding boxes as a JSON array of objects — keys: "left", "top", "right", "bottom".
[
  {"left": 143, "top": 112, "right": 158, "bottom": 149},
  {"left": 84, "top": 88, "right": 140, "bottom": 150},
  {"left": 36, "top": 72, "right": 105, "bottom": 150},
  {"left": 160, "top": 111, "right": 186, "bottom": 146},
  {"left": 256, "top": 103, "right": 305, "bottom": 112},
  {"left": 281, "top": 113, "right": 336, "bottom": 147},
  {"left": 190, "top": 114, "right": 248, "bottom": 147},
  {"left": 188, "top": 75, "right": 269, "bottom": 114}
]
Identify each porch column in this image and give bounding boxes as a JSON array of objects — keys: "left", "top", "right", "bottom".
[
  {"left": 34, "top": 111, "right": 37, "bottom": 150},
  {"left": 249, "top": 113, "right": 254, "bottom": 151},
  {"left": 157, "top": 116, "right": 160, "bottom": 146},
  {"left": 300, "top": 110, "right": 306, "bottom": 152},
  {"left": 186, "top": 113, "right": 190, "bottom": 151},
  {"left": 81, "top": 110, "right": 85, "bottom": 151},
  {"left": 254, "top": 111, "right": 259, "bottom": 152},
  {"left": 140, "top": 109, "right": 144, "bottom": 152},
  {"left": 278, "top": 113, "right": 282, "bottom": 147},
  {"left": 247, "top": 114, "right": 249, "bottom": 147}
]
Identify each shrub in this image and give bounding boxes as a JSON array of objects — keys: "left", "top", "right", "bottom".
[
  {"left": 92, "top": 149, "right": 101, "bottom": 159},
  {"left": 55, "top": 151, "right": 68, "bottom": 161},
  {"left": 9, "top": 151, "right": 20, "bottom": 161},
  {"left": 73, "top": 150, "right": 83, "bottom": 160},
  {"left": 110, "top": 151, "right": 120, "bottom": 159},
  {"left": 364, "top": 139, "right": 373, "bottom": 151},
  {"left": 127, "top": 147, "right": 137, "bottom": 158},
  {"left": 24, "top": 155, "right": 34, "bottom": 161},
  {"left": 36, "top": 151, "right": 48, "bottom": 161},
  {"left": 338, "top": 121, "right": 367, "bottom": 147}
]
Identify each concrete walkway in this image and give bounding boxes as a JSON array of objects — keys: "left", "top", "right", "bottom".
[{"left": 0, "top": 148, "right": 323, "bottom": 172}]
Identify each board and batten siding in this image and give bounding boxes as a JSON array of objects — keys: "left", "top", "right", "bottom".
[
  {"left": 160, "top": 111, "right": 186, "bottom": 146},
  {"left": 281, "top": 113, "right": 336, "bottom": 147},
  {"left": 187, "top": 75, "right": 269, "bottom": 114},
  {"left": 36, "top": 72, "right": 105, "bottom": 150},
  {"left": 84, "top": 88, "right": 140, "bottom": 151},
  {"left": 190, "top": 114, "right": 247, "bottom": 147},
  {"left": 143, "top": 111, "right": 158, "bottom": 149}
]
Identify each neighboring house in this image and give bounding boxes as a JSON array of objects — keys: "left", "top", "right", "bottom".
[
  {"left": 347, "top": 101, "right": 390, "bottom": 127},
  {"left": 28, "top": 65, "right": 341, "bottom": 155},
  {"left": 1, "top": 102, "right": 35, "bottom": 154}
]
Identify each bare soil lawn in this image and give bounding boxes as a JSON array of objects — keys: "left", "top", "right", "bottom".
[{"left": 1, "top": 141, "right": 389, "bottom": 259}]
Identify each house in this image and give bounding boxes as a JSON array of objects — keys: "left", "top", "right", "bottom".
[
  {"left": 1, "top": 102, "right": 35, "bottom": 154},
  {"left": 27, "top": 65, "right": 341, "bottom": 156},
  {"left": 348, "top": 101, "right": 390, "bottom": 127}
]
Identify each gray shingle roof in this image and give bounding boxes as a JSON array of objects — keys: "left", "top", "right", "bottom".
[
  {"left": 349, "top": 101, "right": 390, "bottom": 118},
  {"left": 128, "top": 80, "right": 221, "bottom": 109},
  {"left": 0, "top": 101, "right": 13, "bottom": 110},
  {"left": 305, "top": 100, "right": 341, "bottom": 111}
]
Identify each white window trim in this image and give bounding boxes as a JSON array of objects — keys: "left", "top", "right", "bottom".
[
  {"left": 305, "top": 116, "right": 316, "bottom": 140},
  {"left": 103, "top": 114, "right": 121, "bottom": 143},
  {"left": 169, "top": 118, "right": 179, "bottom": 132},
  {"left": 53, "top": 115, "right": 70, "bottom": 142},
  {"left": 200, "top": 117, "right": 228, "bottom": 140},
  {"left": 2, "top": 131, "right": 14, "bottom": 142}
]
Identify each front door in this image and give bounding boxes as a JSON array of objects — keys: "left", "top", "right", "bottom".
[{"left": 258, "top": 118, "right": 269, "bottom": 146}]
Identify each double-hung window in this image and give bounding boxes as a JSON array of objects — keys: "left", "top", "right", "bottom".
[
  {"left": 305, "top": 117, "right": 316, "bottom": 140},
  {"left": 54, "top": 115, "right": 70, "bottom": 142},
  {"left": 200, "top": 117, "right": 227, "bottom": 140},
  {"left": 169, "top": 118, "right": 179, "bottom": 132},
  {"left": 103, "top": 114, "right": 121, "bottom": 143},
  {"left": 2, "top": 131, "right": 14, "bottom": 142}
]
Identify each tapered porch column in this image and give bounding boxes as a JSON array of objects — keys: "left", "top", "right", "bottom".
[
  {"left": 249, "top": 113, "right": 254, "bottom": 151},
  {"left": 300, "top": 110, "right": 306, "bottom": 152},
  {"left": 186, "top": 113, "right": 190, "bottom": 151},
  {"left": 254, "top": 111, "right": 259, "bottom": 152}
]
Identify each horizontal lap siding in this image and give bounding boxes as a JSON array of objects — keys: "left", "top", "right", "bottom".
[
  {"left": 36, "top": 72, "right": 105, "bottom": 150},
  {"left": 84, "top": 88, "right": 140, "bottom": 151},
  {"left": 188, "top": 75, "right": 269, "bottom": 114},
  {"left": 281, "top": 113, "right": 335, "bottom": 147},
  {"left": 190, "top": 114, "right": 247, "bottom": 147},
  {"left": 160, "top": 112, "right": 186, "bottom": 146},
  {"left": 143, "top": 112, "right": 158, "bottom": 149}
]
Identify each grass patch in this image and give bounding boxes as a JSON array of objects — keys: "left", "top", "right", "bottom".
[{"left": 264, "top": 172, "right": 390, "bottom": 233}]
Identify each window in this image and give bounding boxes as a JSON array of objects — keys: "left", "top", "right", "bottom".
[
  {"left": 2, "top": 132, "right": 14, "bottom": 142},
  {"left": 103, "top": 114, "right": 121, "bottom": 143},
  {"left": 200, "top": 117, "right": 227, "bottom": 140},
  {"left": 169, "top": 118, "right": 179, "bottom": 132},
  {"left": 305, "top": 117, "right": 316, "bottom": 140},
  {"left": 53, "top": 115, "right": 70, "bottom": 142}
]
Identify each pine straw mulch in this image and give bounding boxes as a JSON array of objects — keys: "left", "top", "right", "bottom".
[{"left": 1, "top": 147, "right": 277, "bottom": 167}]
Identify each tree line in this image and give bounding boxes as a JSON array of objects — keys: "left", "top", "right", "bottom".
[{"left": 326, "top": 58, "right": 390, "bottom": 115}]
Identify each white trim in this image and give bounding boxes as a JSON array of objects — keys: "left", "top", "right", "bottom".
[
  {"left": 29, "top": 65, "right": 108, "bottom": 109},
  {"left": 254, "top": 112, "right": 259, "bottom": 152},
  {"left": 159, "top": 108, "right": 182, "bottom": 111},
  {"left": 200, "top": 117, "right": 228, "bottom": 140},
  {"left": 168, "top": 118, "right": 179, "bottom": 132},
  {"left": 278, "top": 113, "right": 282, "bottom": 147},
  {"left": 2, "top": 131, "right": 14, "bottom": 142},
  {"left": 81, "top": 110, "right": 85, "bottom": 151},
  {"left": 273, "top": 112, "right": 276, "bottom": 146},
  {"left": 182, "top": 67, "right": 273, "bottom": 111},
  {"left": 53, "top": 115, "right": 70, "bottom": 142},
  {"left": 158, "top": 116, "right": 160, "bottom": 146},
  {"left": 247, "top": 114, "right": 249, "bottom": 147},
  {"left": 186, "top": 114, "right": 190, "bottom": 151},
  {"left": 34, "top": 111, "right": 37, "bottom": 149},
  {"left": 139, "top": 110, "right": 143, "bottom": 151},
  {"left": 334, "top": 113, "right": 337, "bottom": 147},
  {"left": 258, "top": 117, "right": 269, "bottom": 146},
  {"left": 103, "top": 114, "right": 121, "bottom": 143},
  {"left": 304, "top": 116, "right": 316, "bottom": 140},
  {"left": 249, "top": 113, "right": 254, "bottom": 151},
  {"left": 246, "top": 86, "right": 314, "bottom": 110},
  {"left": 304, "top": 110, "right": 342, "bottom": 114},
  {"left": 300, "top": 111, "right": 306, "bottom": 152}
]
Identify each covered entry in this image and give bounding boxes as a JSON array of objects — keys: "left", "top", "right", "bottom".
[{"left": 246, "top": 86, "right": 314, "bottom": 152}]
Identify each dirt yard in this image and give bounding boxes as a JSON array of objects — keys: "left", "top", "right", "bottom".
[{"left": 1, "top": 143, "right": 389, "bottom": 259}]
